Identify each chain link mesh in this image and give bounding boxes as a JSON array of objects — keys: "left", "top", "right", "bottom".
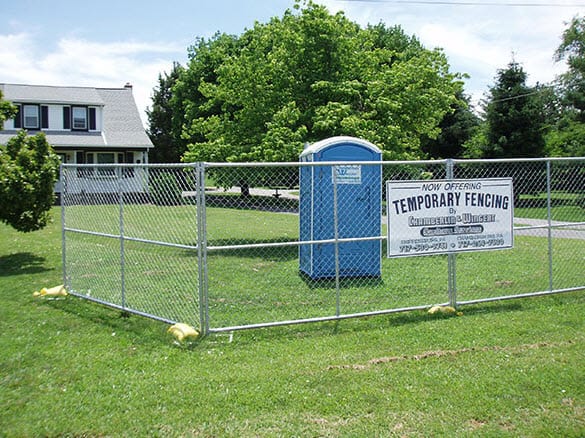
[
  {"left": 62, "top": 164, "right": 201, "bottom": 326},
  {"left": 61, "top": 158, "right": 584, "bottom": 332}
]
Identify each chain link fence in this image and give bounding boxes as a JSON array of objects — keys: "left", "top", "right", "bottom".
[{"left": 60, "top": 158, "right": 585, "bottom": 334}]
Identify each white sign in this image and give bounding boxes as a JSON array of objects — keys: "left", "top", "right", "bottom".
[
  {"left": 334, "top": 165, "right": 361, "bottom": 184},
  {"left": 386, "top": 178, "right": 514, "bottom": 257}
]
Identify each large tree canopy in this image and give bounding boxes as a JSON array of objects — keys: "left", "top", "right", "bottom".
[
  {"left": 179, "top": 1, "right": 462, "bottom": 164},
  {"left": 555, "top": 15, "right": 585, "bottom": 121},
  {"left": 547, "top": 16, "right": 585, "bottom": 156}
]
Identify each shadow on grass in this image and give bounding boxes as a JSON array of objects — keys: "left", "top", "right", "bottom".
[
  {"left": 205, "top": 239, "right": 299, "bottom": 262},
  {"left": 458, "top": 301, "right": 523, "bottom": 316},
  {"left": 41, "top": 297, "right": 174, "bottom": 348},
  {"left": 205, "top": 193, "right": 299, "bottom": 213},
  {"left": 380, "top": 301, "right": 523, "bottom": 328},
  {"left": 219, "top": 300, "right": 531, "bottom": 346},
  {"left": 299, "top": 271, "right": 384, "bottom": 289},
  {"left": 0, "top": 252, "right": 52, "bottom": 277}
]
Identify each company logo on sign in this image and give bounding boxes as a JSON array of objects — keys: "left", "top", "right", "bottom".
[{"left": 334, "top": 165, "right": 361, "bottom": 184}]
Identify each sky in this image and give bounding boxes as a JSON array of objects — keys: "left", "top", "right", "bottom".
[{"left": 1, "top": 0, "right": 583, "bottom": 128}]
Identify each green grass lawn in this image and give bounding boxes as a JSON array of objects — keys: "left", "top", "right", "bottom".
[
  {"left": 1, "top": 207, "right": 584, "bottom": 436},
  {"left": 515, "top": 191, "right": 585, "bottom": 222}
]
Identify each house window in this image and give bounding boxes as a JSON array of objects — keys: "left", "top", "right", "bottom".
[
  {"left": 72, "top": 107, "right": 88, "bottom": 130},
  {"left": 97, "top": 152, "right": 115, "bottom": 176},
  {"left": 81, "top": 152, "right": 115, "bottom": 177},
  {"left": 65, "top": 107, "right": 96, "bottom": 131},
  {"left": 97, "top": 152, "right": 115, "bottom": 164},
  {"left": 79, "top": 152, "right": 133, "bottom": 178},
  {"left": 23, "top": 105, "right": 40, "bottom": 129}
]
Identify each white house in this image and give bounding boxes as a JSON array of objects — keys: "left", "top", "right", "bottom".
[{"left": 0, "top": 83, "right": 154, "bottom": 200}]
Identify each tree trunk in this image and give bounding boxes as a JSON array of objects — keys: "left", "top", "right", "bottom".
[{"left": 239, "top": 180, "right": 250, "bottom": 197}]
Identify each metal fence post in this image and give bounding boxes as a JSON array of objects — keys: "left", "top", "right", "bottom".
[
  {"left": 332, "top": 165, "right": 341, "bottom": 316},
  {"left": 60, "top": 164, "right": 67, "bottom": 287},
  {"left": 196, "top": 162, "right": 209, "bottom": 334},
  {"left": 118, "top": 166, "right": 126, "bottom": 310},
  {"left": 546, "top": 160, "right": 553, "bottom": 291},
  {"left": 446, "top": 159, "right": 457, "bottom": 308}
]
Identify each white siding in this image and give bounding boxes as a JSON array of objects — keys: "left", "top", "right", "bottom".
[
  {"left": 92, "top": 106, "right": 103, "bottom": 131},
  {"left": 47, "top": 105, "right": 103, "bottom": 131},
  {"left": 3, "top": 118, "right": 15, "bottom": 130},
  {"left": 48, "top": 105, "right": 63, "bottom": 130}
]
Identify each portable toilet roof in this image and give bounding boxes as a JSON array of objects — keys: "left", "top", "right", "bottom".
[{"left": 300, "top": 136, "right": 381, "bottom": 160}]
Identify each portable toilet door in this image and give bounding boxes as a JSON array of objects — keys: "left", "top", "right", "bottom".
[{"left": 299, "top": 136, "right": 382, "bottom": 279}]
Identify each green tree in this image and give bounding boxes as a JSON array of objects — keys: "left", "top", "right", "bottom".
[
  {"left": 0, "top": 90, "right": 17, "bottom": 125},
  {"left": 462, "top": 61, "right": 550, "bottom": 201},
  {"left": 555, "top": 15, "right": 585, "bottom": 121},
  {"left": 421, "top": 90, "right": 480, "bottom": 158},
  {"left": 0, "top": 131, "right": 60, "bottom": 232},
  {"left": 546, "top": 120, "right": 585, "bottom": 156},
  {"left": 548, "top": 16, "right": 585, "bottom": 156},
  {"left": 147, "top": 62, "right": 185, "bottom": 163},
  {"left": 181, "top": 1, "right": 462, "bottom": 166},
  {"left": 480, "top": 61, "right": 546, "bottom": 158},
  {"left": 172, "top": 32, "right": 242, "bottom": 162}
]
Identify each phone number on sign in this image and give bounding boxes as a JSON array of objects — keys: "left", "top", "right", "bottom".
[
  {"left": 457, "top": 238, "right": 505, "bottom": 249},
  {"left": 399, "top": 242, "right": 448, "bottom": 253}
]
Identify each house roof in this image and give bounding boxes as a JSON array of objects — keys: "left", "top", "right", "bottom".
[
  {"left": 0, "top": 83, "right": 153, "bottom": 149},
  {"left": 1, "top": 83, "right": 105, "bottom": 106}
]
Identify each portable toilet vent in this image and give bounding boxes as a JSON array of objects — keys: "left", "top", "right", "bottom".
[{"left": 299, "top": 136, "right": 382, "bottom": 279}]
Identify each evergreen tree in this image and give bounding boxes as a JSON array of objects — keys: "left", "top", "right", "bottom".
[
  {"left": 0, "top": 131, "right": 60, "bottom": 232},
  {"left": 482, "top": 60, "right": 546, "bottom": 158},
  {"left": 146, "top": 62, "right": 185, "bottom": 163},
  {"left": 421, "top": 90, "right": 480, "bottom": 159}
]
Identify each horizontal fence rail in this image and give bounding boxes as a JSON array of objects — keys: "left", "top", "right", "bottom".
[{"left": 60, "top": 158, "right": 585, "bottom": 334}]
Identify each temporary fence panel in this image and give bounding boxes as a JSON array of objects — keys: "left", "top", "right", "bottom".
[
  {"left": 61, "top": 158, "right": 585, "bottom": 334},
  {"left": 61, "top": 164, "right": 203, "bottom": 327}
]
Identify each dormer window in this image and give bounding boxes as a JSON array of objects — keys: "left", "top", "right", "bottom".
[
  {"left": 23, "top": 105, "right": 39, "bottom": 129},
  {"left": 63, "top": 106, "right": 98, "bottom": 131},
  {"left": 72, "top": 106, "right": 87, "bottom": 130}
]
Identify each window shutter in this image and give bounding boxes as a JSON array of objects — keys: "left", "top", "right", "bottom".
[
  {"left": 41, "top": 106, "right": 49, "bottom": 129},
  {"left": 76, "top": 151, "right": 85, "bottom": 177},
  {"left": 63, "top": 107, "right": 71, "bottom": 129},
  {"left": 89, "top": 107, "right": 96, "bottom": 130},
  {"left": 14, "top": 105, "right": 22, "bottom": 129}
]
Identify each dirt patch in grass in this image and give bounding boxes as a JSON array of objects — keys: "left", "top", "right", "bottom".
[{"left": 326, "top": 340, "right": 575, "bottom": 371}]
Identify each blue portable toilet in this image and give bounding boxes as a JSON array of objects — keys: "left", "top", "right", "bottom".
[{"left": 299, "top": 136, "right": 382, "bottom": 279}]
